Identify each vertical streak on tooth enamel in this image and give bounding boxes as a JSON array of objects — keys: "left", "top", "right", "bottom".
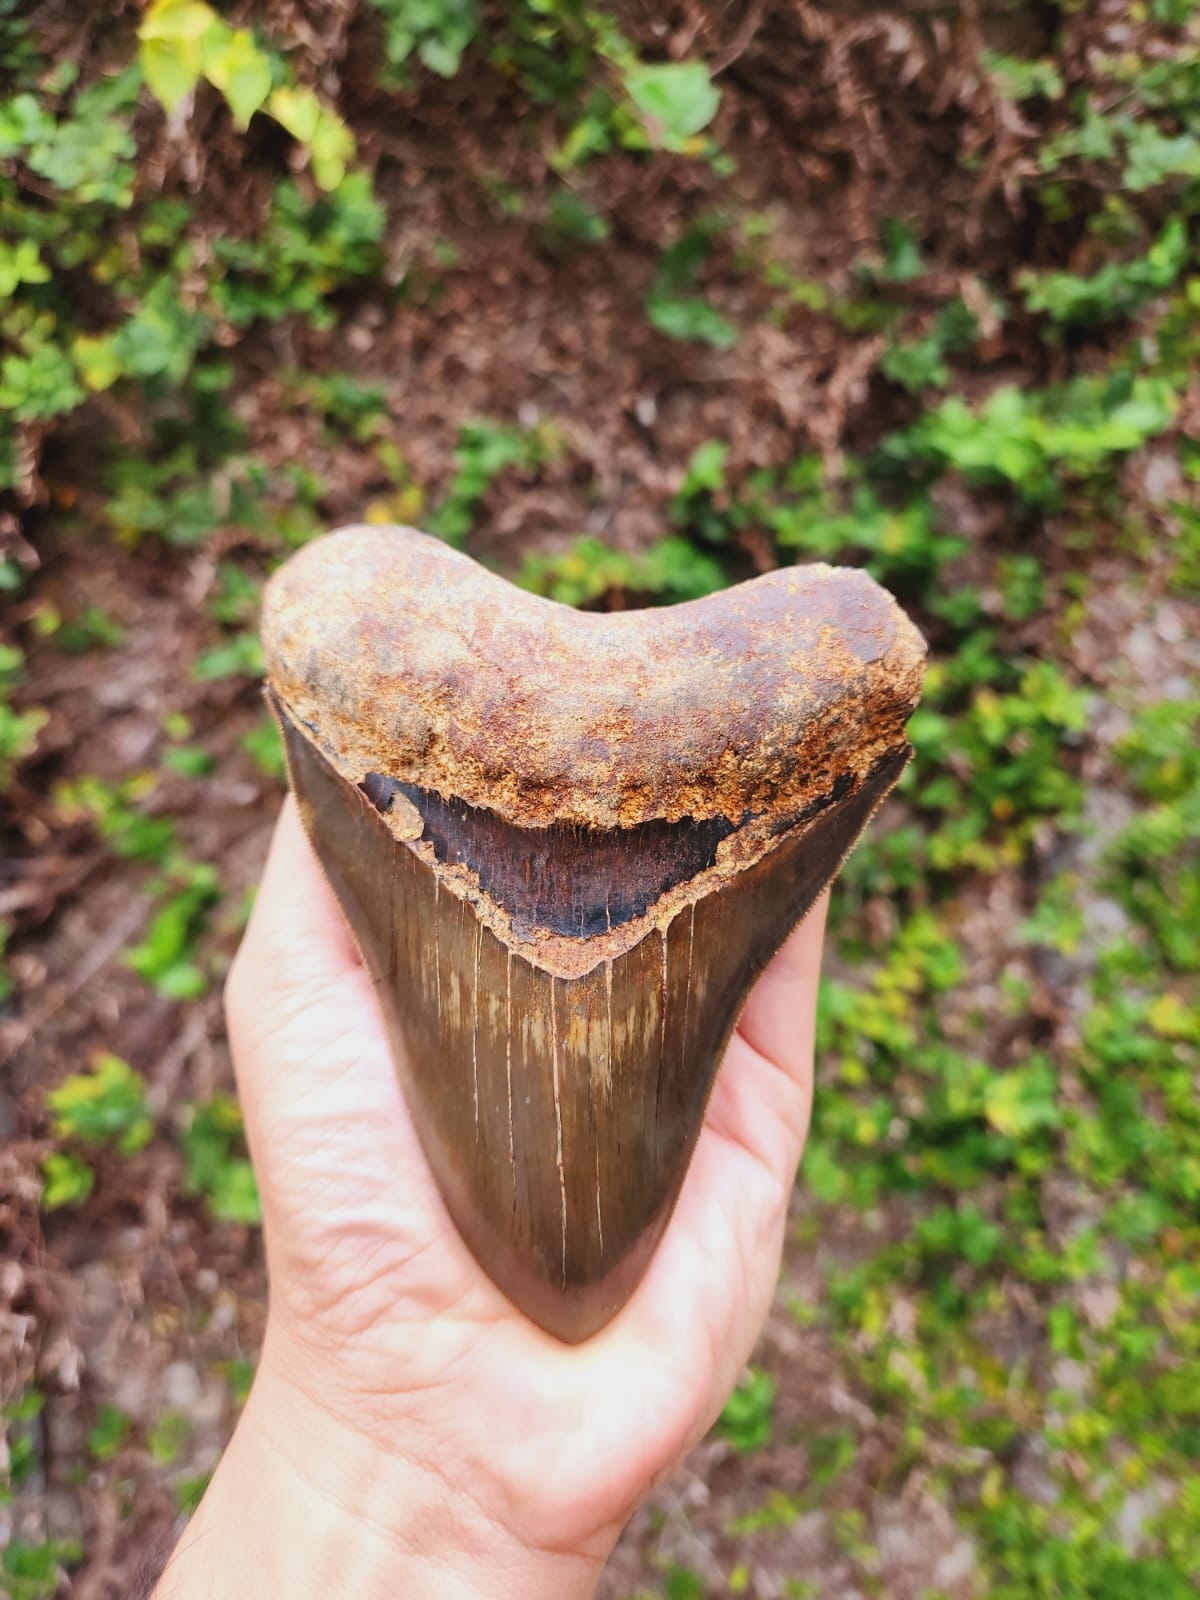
[
  {"left": 661, "top": 927, "right": 669, "bottom": 1058},
  {"left": 683, "top": 902, "right": 695, "bottom": 1062},
  {"left": 471, "top": 919, "right": 481, "bottom": 1137},
  {"left": 433, "top": 875, "right": 442, "bottom": 1023},
  {"left": 605, "top": 955, "right": 615, "bottom": 1149},
  {"left": 655, "top": 927, "right": 668, "bottom": 1155},
  {"left": 593, "top": 978, "right": 603, "bottom": 1262},
  {"left": 550, "top": 976, "right": 567, "bottom": 1291},
  {"left": 387, "top": 855, "right": 396, "bottom": 982},
  {"left": 505, "top": 950, "right": 515, "bottom": 1213}
]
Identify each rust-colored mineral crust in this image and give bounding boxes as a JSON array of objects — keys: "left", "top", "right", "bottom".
[{"left": 262, "top": 524, "right": 926, "bottom": 1341}]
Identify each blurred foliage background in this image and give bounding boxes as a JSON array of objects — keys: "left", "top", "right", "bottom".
[{"left": 2, "top": 0, "right": 1200, "bottom": 1595}]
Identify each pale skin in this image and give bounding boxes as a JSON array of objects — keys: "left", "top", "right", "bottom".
[{"left": 153, "top": 796, "right": 827, "bottom": 1599}]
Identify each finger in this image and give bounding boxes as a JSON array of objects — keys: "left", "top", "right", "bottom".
[
  {"left": 231, "top": 794, "right": 365, "bottom": 1006},
  {"left": 225, "top": 797, "right": 413, "bottom": 1174},
  {"left": 734, "top": 890, "right": 828, "bottom": 1080},
  {"left": 585, "top": 900, "right": 829, "bottom": 1447},
  {"left": 227, "top": 795, "right": 386, "bottom": 1084},
  {"left": 700, "top": 893, "right": 827, "bottom": 1231}
]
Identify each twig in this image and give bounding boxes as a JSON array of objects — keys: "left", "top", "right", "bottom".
[
  {"left": 0, "top": 899, "right": 149, "bottom": 1069},
  {"left": 713, "top": 0, "right": 767, "bottom": 74}
]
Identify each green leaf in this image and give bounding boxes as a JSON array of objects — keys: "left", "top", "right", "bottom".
[
  {"left": 1021, "top": 217, "right": 1189, "bottom": 326},
  {"left": 72, "top": 333, "right": 122, "bottom": 393},
  {"left": 181, "top": 1095, "right": 262, "bottom": 1225},
  {"left": 138, "top": 0, "right": 213, "bottom": 116},
  {"left": 193, "top": 631, "right": 264, "bottom": 680},
  {"left": 139, "top": 0, "right": 218, "bottom": 42},
  {"left": 984, "top": 1057, "right": 1062, "bottom": 1139},
  {"left": 879, "top": 216, "right": 924, "bottom": 283},
  {"left": 89, "top": 1404, "right": 130, "bottom": 1461},
  {"left": 308, "top": 110, "right": 356, "bottom": 191},
  {"left": 0, "top": 703, "right": 48, "bottom": 786},
  {"left": 648, "top": 294, "right": 738, "bottom": 349},
  {"left": 161, "top": 743, "right": 215, "bottom": 778},
  {"left": 264, "top": 87, "right": 356, "bottom": 189},
  {"left": 982, "top": 50, "right": 1064, "bottom": 101},
  {"left": 15, "top": 69, "right": 140, "bottom": 202},
  {"left": 368, "top": 0, "right": 480, "bottom": 78},
  {"left": 203, "top": 26, "right": 273, "bottom": 131},
  {"left": 882, "top": 341, "right": 948, "bottom": 392},
  {"left": 240, "top": 717, "right": 285, "bottom": 780},
  {"left": 543, "top": 188, "right": 610, "bottom": 246},
  {"left": 1123, "top": 124, "right": 1200, "bottom": 191},
  {"left": 40, "top": 1151, "right": 95, "bottom": 1210},
  {"left": 665, "top": 1568, "right": 706, "bottom": 1600},
  {"left": 175, "top": 1472, "right": 212, "bottom": 1515},
  {"left": 0, "top": 345, "right": 85, "bottom": 422},
  {"left": 209, "top": 1158, "right": 262, "bottom": 1224},
  {"left": 267, "top": 84, "right": 321, "bottom": 144},
  {"left": 125, "top": 865, "right": 220, "bottom": 996},
  {"left": 635, "top": 537, "right": 726, "bottom": 598},
  {"left": 151, "top": 960, "right": 208, "bottom": 1000},
  {"left": 112, "top": 276, "right": 209, "bottom": 383},
  {"left": 147, "top": 1411, "right": 192, "bottom": 1465},
  {"left": 679, "top": 439, "right": 729, "bottom": 496},
  {"left": 624, "top": 61, "right": 720, "bottom": 150},
  {"left": 0, "top": 239, "right": 50, "bottom": 296},
  {"left": 716, "top": 1367, "right": 776, "bottom": 1452},
  {"left": 2, "top": 1538, "right": 83, "bottom": 1600},
  {"left": 46, "top": 1054, "right": 153, "bottom": 1152}
]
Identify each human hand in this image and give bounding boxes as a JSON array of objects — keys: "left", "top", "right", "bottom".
[{"left": 154, "top": 795, "right": 826, "bottom": 1600}]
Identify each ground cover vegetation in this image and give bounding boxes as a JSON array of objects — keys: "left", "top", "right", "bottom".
[{"left": 2, "top": 0, "right": 1199, "bottom": 1595}]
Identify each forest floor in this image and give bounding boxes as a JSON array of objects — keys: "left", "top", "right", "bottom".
[{"left": 3, "top": 3, "right": 1200, "bottom": 1598}]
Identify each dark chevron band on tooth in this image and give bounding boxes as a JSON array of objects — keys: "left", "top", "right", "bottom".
[{"left": 370, "top": 778, "right": 741, "bottom": 939}]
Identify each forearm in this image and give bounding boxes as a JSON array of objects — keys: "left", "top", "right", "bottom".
[{"left": 152, "top": 1356, "right": 605, "bottom": 1600}]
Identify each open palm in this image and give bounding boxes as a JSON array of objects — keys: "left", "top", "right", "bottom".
[{"left": 224, "top": 795, "right": 826, "bottom": 1575}]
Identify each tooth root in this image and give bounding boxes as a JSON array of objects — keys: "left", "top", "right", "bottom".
[{"left": 276, "top": 697, "right": 907, "bottom": 1342}]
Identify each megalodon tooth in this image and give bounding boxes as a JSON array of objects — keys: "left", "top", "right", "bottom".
[{"left": 260, "top": 525, "right": 926, "bottom": 1342}]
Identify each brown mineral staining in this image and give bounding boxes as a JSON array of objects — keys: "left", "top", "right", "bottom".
[
  {"left": 263, "top": 524, "right": 927, "bottom": 1341},
  {"left": 262, "top": 524, "right": 926, "bottom": 832}
]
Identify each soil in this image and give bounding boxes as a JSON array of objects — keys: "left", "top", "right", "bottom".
[{"left": 3, "top": 3, "right": 1195, "bottom": 1597}]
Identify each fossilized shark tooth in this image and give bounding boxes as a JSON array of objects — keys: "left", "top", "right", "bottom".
[{"left": 261, "top": 525, "right": 926, "bottom": 1342}]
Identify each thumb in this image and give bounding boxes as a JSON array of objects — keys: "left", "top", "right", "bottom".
[
  {"left": 224, "top": 796, "right": 434, "bottom": 1219},
  {"left": 227, "top": 793, "right": 368, "bottom": 1042},
  {"left": 704, "top": 892, "right": 828, "bottom": 1185}
]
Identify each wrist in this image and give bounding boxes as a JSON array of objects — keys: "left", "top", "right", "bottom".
[{"left": 154, "top": 1333, "right": 605, "bottom": 1600}]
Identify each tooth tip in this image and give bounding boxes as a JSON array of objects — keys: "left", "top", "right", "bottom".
[{"left": 455, "top": 1220, "right": 666, "bottom": 1344}]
